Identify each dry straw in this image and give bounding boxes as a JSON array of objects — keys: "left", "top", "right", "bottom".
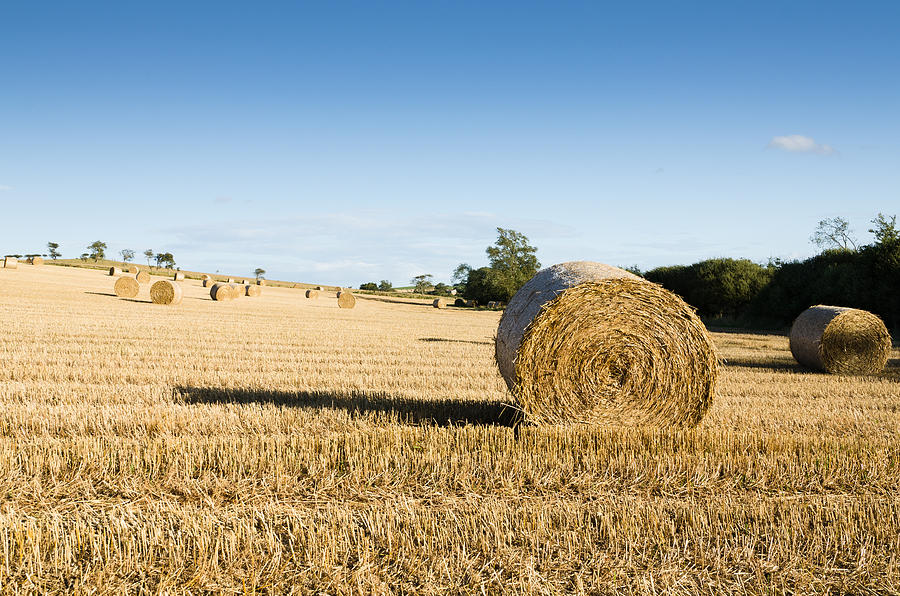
[
  {"left": 433, "top": 298, "right": 446, "bottom": 309},
  {"left": 257, "top": 279, "right": 266, "bottom": 286},
  {"left": 229, "top": 284, "right": 243, "bottom": 299},
  {"left": 173, "top": 271, "right": 185, "bottom": 281},
  {"left": 306, "top": 289, "right": 319, "bottom": 299},
  {"left": 2, "top": 257, "right": 16, "bottom": 269},
  {"left": 245, "top": 284, "right": 261, "bottom": 297},
  {"left": 150, "top": 280, "right": 183, "bottom": 305},
  {"left": 202, "top": 278, "right": 214, "bottom": 288},
  {"left": 28, "top": 257, "right": 44, "bottom": 266},
  {"left": 790, "top": 305, "right": 892, "bottom": 375},
  {"left": 135, "top": 270, "right": 150, "bottom": 284},
  {"left": 209, "top": 283, "right": 234, "bottom": 301},
  {"left": 108, "top": 267, "right": 120, "bottom": 276},
  {"left": 337, "top": 291, "right": 356, "bottom": 309},
  {"left": 127, "top": 265, "right": 139, "bottom": 274},
  {"left": 113, "top": 276, "right": 139, "bottom": 298},
  {"left": 496, "top": 261, "right": 718, "bottom": 428}
]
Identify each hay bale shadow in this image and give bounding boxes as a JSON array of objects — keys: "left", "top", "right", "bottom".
[
  {"left": 724, "top": 358, "right": 816, "bottom": 373},
  {"left": 174, "top": 386, "right": 521, "bottom": 427},
  {"left": 419, "top": 337, "right": 493, "bottom": 346}
]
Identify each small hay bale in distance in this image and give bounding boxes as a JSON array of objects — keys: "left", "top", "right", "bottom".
[
  {"left": 173, "top": 271, "right": 185, "bottom": 281},
  {"left": 209, "top": 282, "right": 234, "bottom": 301},
  {"left": 433, "top": 298, "right": 446, "bottom": 309},
  {"left": 135, "top": 270, "right": 150, "bottom": 284},
  {"left": 2, "top": 257, "right": 16, "bottom": 269},
  {"left": 465, "top": 299, "right": 477, "bottom": 308},
  {"left": 337, "top": 291, "right": 356, "bottom": 309},
  {"left": 201, "top": 274, "right": 211, "bottom": 282},
  {"left": 28, "top": 256, "right": 44, "bottom": 266},
  {"left": 316, "top": 286, "right": 323, "bottom": 291},
  {"left": 108, "top": 266, "right": 121, "bottom": 276},
  {"left": 150, "top": 280, "right": 183, "bottom": 305},
  {"left": 496, "top": 261, "right": 718, "bottom": 428},
  {"left": 127, "top": 265, "right": 139, "bottom": 274},
  {"left": 226, "top": 278, "right": 235, "bottom": 283},
  {"left": 245, "top": 284, "right": 261, "bottom": 297},
  {"left": 257, "top": 279, "right": 266, "bottom": 286},
  {"left": 454, "top": 298, "right": 465, "bottom": 307},
  {"left": 305, "top": 289, "right": 319, "bottom": 299},
  {"left": 202, "top": 278, "right": 214, "bottom": 288},
  {"left": 113, "top": 276, "right": 139, "bottom": 298},
  {"left": 790, "top": 305, "right": 892, "bottom": 375}
]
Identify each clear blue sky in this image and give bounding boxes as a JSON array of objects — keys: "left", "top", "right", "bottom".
[{"left": 1, "top": 1, "right": 898, "bottom": 285}]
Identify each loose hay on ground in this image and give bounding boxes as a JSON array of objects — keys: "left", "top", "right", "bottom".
[
  {"left": 496, "top": 261, "right": 718, "bottom": 428},
  {"left": 790, "top": 305, "right": 892, "bottom": 375}
]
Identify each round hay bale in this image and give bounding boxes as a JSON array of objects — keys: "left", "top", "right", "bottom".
[
  {"left": 201, "top": 274, "right": 211, "bottom": 282},
  {"left": 257, "top": 279, "right": 266, "bottom": 286},
  {"left": 454, "top": 298, "right": 465, "bottom": 307},
  {"left": 226, "top": 278, "right": 235, "bottom": 283},
  {"left": 316, "top": 286, "right": 323, "bottom": 291},
  {"left": 433, "top": 298, "right": 446, "bottom": 309},
  {"left": 306, "top": 289, "right": 319, "bottom": 299},
  {"left": 210, "top": 283, "right": 234, "bottom": 301},
  {"left": 150, "top": 280, "right": 183, "bottom": 305},
  {"left": 135, "top": 270, "right": 150, "bottom": 284},
  {"left": 789, "top": 305, "right": 892, "bottom": 375},
  {"left": 173, "top": 271, "right": 185, "bottom": 281},
  {"left": 202, "top": 278, "right": 214, "bottom": 288},
  {"left": 465, "top": 299, "right": 477, "bottom": 308},
  {"left": 108, "top": 267, "right": 121, "bottom": 276},
  {"left": 3, "top": 257, "right": 17, "bottom": 269},
  {"left": 229, "top": 283, "right": 243, "bottom": 299},
  {"left": 496, "top": 261, "right": 718, "bottom": 428},
  {"left": 127, "top": 265, "right": 139, "bottom": 274},
  {"left": 28, "top": 256, "right": 44, "bottom": 266},
  {"left": 113, "top": 276, "right": 139, "bottom": 298},
  {"left": 337, "top": 291, "right": 356, "bottom": 309},
  {"left": 245, "top": 284, "right": 261, "bottom": 297}
]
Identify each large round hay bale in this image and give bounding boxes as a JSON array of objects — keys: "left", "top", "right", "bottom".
[
  {"left": 3, "top": 257, "right": 17, "bottom": 269},
  {"left": 113, "top": 276, "right": 139, "bottom": 298},
  {"left": 28, "top": 257, "right": 44, "bottom": 266},
  {"left": 789, "top": 305, "right": 891, "bottom": 375},
  {"left": 108, "top": 266, "right": 121, "bottom": 276},
  {"left": 306, "top": 289, "right": 319, "bottom": 299},
  {"left": 135, "top": 270, "right": 150, "bottom": 284},
  {"left": 433, "top": 298, "right": 446, "bottom": 309},
  {"left": 150, "top": 280, "right": 183, "bottom": 305},
  {"left": 210, "top": 283, "right": 234, "bottom": 301},
  {"left": 173, "top": 271, "right": 185, "bottom": 281},
  {"left": 337, "top": 291, "right": 356, "bottom": 309},
  {"left": 316, "top": 286, "right": 323, "bottom": 291},
  {"left": 496, "top": 261, "right": 718, "bottom": 428},
  {"left": 245, "top": 284, "right": 261, "bottom": 297}
]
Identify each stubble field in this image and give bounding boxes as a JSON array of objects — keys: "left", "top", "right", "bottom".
[{"left": 0, "top": 264, "right": 898, "bottom": 594}]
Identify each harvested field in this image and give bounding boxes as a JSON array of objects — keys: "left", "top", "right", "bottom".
[{"left": 0, "top": 265, "right": 898, "bottom": 594}]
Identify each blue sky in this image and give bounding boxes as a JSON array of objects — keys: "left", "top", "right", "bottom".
[{"left": 1, "top": 1, "right": 898, "bottom": 285}]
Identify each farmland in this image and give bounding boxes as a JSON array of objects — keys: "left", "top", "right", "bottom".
[{"left": 0, "top": 264, "right": 899, "bottom": 594}]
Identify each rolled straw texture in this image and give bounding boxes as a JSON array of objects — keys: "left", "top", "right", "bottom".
[
  {"left": 337, "top": 291, "right": 356, "bottom": 309},
  {"left": 209, "top": 283, "right": 234, "bottom": 301},
  {"left": 306, "top": 289, "right": 319, "bottom": 299},
  {"left": 135, "top": 271, "right": 150, "bottom": 284},
  {"left": 150, "top": 280, "right": 183, "bottom": 305},
  {"left": 127, "top": 265, "right": 139, "bottom": 274},
  {"left": 113, "top": 276, "right": 139, "bottom": 298},
  {"left": 433, "top": 298, "right": 446, "bottom": 309},
  {"left": 789, "top": 305, "right": 891, "bottom": 375},
  {"left": 245, "top": 284, "right": 261, "bottom": 297},
  {"left": 108, "top": 267, "right": 120, "bottom": 276},
  {"left": 173, "top": 272, "right": 185, "bottom": 281},
  {"left": 496, "top": 261, "right": 718, "bottom": 427},
  {"left": 229, "top": 284, "right": 242, "bottom": 299},
  {"left": 28, "top": 257, "right": 44, "bottom": 266},
  {"left": 2, "top": 257, "right": 16, "bottom": 269}
]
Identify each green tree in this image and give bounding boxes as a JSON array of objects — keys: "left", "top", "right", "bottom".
[
  {"left": 869, "top": 213, "right": 899, "bottom": 245},
  {"left": 155, "top": 252, "right": 175, "bottom": 269},
  {"left": 377, "top": 280, "right": 393, "bottom": 292},
  {"left": 79, "top": 253, "right": 90, "bottom": 262},
  {"left": 484, "top": 228, "right": 540, "bottom": 301},
  {"left": 359, "top": 282, "right": 378, "bottom": 291},
  {"left": 254, "top": 268, "right": 266, "bottom": 280},
  {"left": 143, "top": 249, "right": 154, "bottom": 267},
  {"left": 120, "top": 249, "right": 135, "bottom": 264},
  {"left": 411, "top": 274, "right": 434, "bottom": 294},
  {"left": 87, "top": 240, "right": 107, "bottom": 261},
  {"left": 811, "top": 217, "right": 857, "bottom": 251},
  {"left": 47, "top": 242, "right": 61, "bottom": 260}
]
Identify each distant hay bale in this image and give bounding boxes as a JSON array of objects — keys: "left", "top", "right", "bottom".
[
  {"left": 316, "top": 286, "right": 323, "bottom": 291},
  {"left": 337, "top": 291, "right": 356, "bottom": 309},
  {"left": 454, "top": 298, "right": 465, "bottom": 307},
  {"left": 135, "top": 270, "right": 150, "bottom": 284},
  {"left": 245, "top": 284, "right": 261, "bottom": 297},
  {"left": 790, "top": 305, "right": 892, "bottom": 375},
  {"left": 202, "top": 278, "right": 214, "bottom": 288},
  {"left": 210, "top": 283, "right": 234, "bottom": 301},
  {"left": 201, "top": 274, "right": 211, "bottom": 282},
  {"left": 433, "top": 298, "right": 446, "bottom": 309},
  {"left": 306, "top": 289, "right": 319, "bottom": 299},
  {"left": 230, "top": 283, "right": 243, "bottom": 299},
  {"left": 236, "top": 279, "right": 244, "bottom": 284},
  {"left": 257, "top": 279, "right": 266, "bottom": 286},
  {"left": 496, "top": 261, "right": 718, "bottom": 428},
  {"left": 127, "top": 265, "right": 139, "bottom": 274},
  {"left": 227, "top": 278, "right": 235, "bottom": 283},
  {"left": 2, "top": 257, "right": 16, "bottom": 269},
  {"left": 173, "top": 271, "right": 185, "bottom": 281},
  {"left": 113, "top": 276, "right": 139, "bottom": 298},
  {"left": 487, "top": 301, "right": 500, "bottom": 309},
  {"left": 465, "top": 300, "right": 477, "bottom": 308},
  {"left": 28, "top": 257, "right": 43, "bottom": 266},
  {"left": 108, "top": 267, "right": 120, "bottom": 276},
  {"left": 150, "top": 280, "right": 183, "bottom": 305}
]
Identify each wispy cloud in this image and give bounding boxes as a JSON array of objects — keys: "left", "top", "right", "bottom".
[
  {"left": 213, "top": 196, "right": 233, "bottom": 204},
  {"left": 0, "top": 185, "right": 12, "bottom": 192},
  {"left": 767, "top": 134, "right": 835, "bottom": 155}
]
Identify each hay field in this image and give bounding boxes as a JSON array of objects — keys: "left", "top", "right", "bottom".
[{"left": 0, "top": 265, "right": 899, "bottom": 594}]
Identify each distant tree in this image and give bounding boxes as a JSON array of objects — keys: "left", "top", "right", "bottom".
[
  {"left": 811, "top": 217, "right": 857, "bottom": 251},
  {"left": 254, "top": 268, "right": 266, "bottom": 280},
  {"left": 359, "top": 282, "right": 378, "bottom": 291},
  {"left": 79, "top": 253, "right": 90, "bottom": 262},
  {"left": 143, "top": 249, "right": 154, "bottom": 267},
  {"left": 432, "top": 282, "right": 452, "bottom": 296},
  {"left": 156, "top": 252, "right": 175, "bottom": 269},
  {"left": 87, "top": 240, "right": 107, "bottom": 261},
  {"left": 623, "top": 264, "right": 643, "bottom": 277},
  {"left": 869, "top": 213, "right": 899, "bottom": 245},
  {"left": 411, "top": 274, "right": 434, "bottom": 294},
  {"left": 47, "top": 242, "right": 61, "bottom": 260},
  {"left": 485, "top": 228, "right": 540, "bottom": 301},
  {"left": 120, "top": 249, "right": 135, "bottom": 264},
  {"left": 378, "top": 280, "right": 393, "bottom": 292}
]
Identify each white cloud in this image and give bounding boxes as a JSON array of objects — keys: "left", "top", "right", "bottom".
[
  {"left": 0, "top": 185, "right": 12, "bottom": 192},
  {"left": 767, "top": 134, "right": 835, "bottom": 155},
  {"left": 213, "top": 196, "right": 233, "bottom": 204}
]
